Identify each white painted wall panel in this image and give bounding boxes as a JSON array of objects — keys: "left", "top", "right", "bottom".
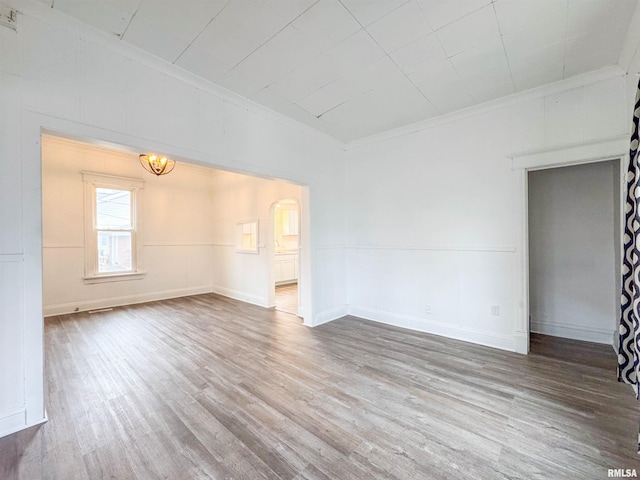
[
  {"left": 346, "top": 73, "right": 628, "bottom": 352},
  {"left": 0, "top": 72, "right": 22, "bottom": 254},
  {"left": 0, "top": 261, "right": 24, "bottom": 414}
]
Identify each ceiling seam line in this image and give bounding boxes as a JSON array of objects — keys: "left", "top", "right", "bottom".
[
  {"left": 218, "top": 0, "right": 321, "bottom": 78},
  {"left": 430, "top": 1, "right": 494, "bottom": 34},
  {"left": 172, "top": 0, "right": 234, "bottom": 64},
  {"left": 120, "top": 0, "right": 143, "bottom": 40},
  {"left": 337, "top": 0, "right": 440, "bottom": 113},
  {"left": 492, "top": 1, "right": 517, "bottom": 92}
]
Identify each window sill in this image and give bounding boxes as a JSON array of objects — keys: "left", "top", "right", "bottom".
[{"left": 83, "top": 272, "right": 146, "bottom": 284}]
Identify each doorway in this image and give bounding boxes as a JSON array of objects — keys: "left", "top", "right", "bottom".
[
  {"left": 527, "top": 159, "right": 621, "bottom": 346},
  {"left": 272, "top": 199, "right": 301, "bottom": 316}
]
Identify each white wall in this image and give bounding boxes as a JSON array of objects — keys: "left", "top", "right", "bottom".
[
  {"left": 0, "top": 0, "right": 347, "bottom": 438},
  {"left": 42, "top": 135, "right": 218, "bottom": 315},
  {"left": 528, "top": 161, "right": 619, "bottom": 344},
  {"left": 210, "top": 170, "right": 302, "bottom": 307},
  {"left": 345, "top": 71, "right": 630, "bottom": 352}
]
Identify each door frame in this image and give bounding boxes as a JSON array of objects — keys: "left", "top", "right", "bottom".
[
  {"left": 512, "top": 135, "right": 628, "bottom": 354},
  {"left": 267, "top": 198, "right": 302, "bottom": 315}
]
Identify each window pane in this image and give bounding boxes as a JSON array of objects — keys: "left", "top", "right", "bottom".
[
  {"left": 98, "top": 231, "right": 132, "bottom": 273},
  {"left": 96, "top": 188, "right": 131, "bottom": 229}
]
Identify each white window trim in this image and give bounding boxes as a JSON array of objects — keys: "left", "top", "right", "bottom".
[{"left": 82, "top": 172, "right": 146, "bottom": 284}]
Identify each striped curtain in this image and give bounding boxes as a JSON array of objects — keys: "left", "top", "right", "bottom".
[{"left": 619, "top": 78, "right": 640, "bottom": 453}]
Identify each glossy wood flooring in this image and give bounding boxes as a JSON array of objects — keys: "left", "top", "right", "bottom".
[
  {"left": 274, "top": 283, "right": 298, "bottom": 315},
  {"left": 2, "top": 293, "right": 640, "bottom": 479}
]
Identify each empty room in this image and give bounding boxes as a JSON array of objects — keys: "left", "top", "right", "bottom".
[{"left": 2, "top": 0, "right": 640, "bottom": 478}]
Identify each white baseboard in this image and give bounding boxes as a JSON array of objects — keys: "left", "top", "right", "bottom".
[
  {"left": 530, "top": 320, "right": 614, "bottom": 344},
  {"left": 514, "top": 332, "right": 529, "bottom": 354},
  {"left": 0, "top": 410, "right": 48, "bottom": 440},
  {"left": 0, "top": 406, "right": 26, "bottom": 438},
  {"left": 348, "top": 306, "right": 516, "bottom": 352},
  {"left": 212, "top": 286, "right": 268, "bottom": 308},
  {"left": 44, "top": 286, "right": 214, "bottom": 316},
  {"left": 313, "top": 305, "right": 348, "bottom": 327}
]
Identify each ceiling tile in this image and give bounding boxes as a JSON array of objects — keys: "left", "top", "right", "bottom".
[
  {"left": 252, "top": 86, "right": 350, "bottom": 141},
  {"left": 417, "top": 81, "right": 475, "bottom": 113},
  {"left": 217, "top": 24, "right": 326, "bottom": 96},
  {"left": 508, "top": 43, "right": 565, "bottom": 92},
  {"left": 122, "top": 15, "right": 189, "bottom": 62},
  {"left": 410, "top": 57, "right": 459, "bottom": 84},
  {"left": 262, "top": 0, "right": 319, "bottom": 21},
  {"left": 319, "top": 81, "right": 438, "bottom": 140},
  {"left": 416, "top": 0, "right": 492, "bottom": 31},
  {"left": 134, "top": 0, "right": 228, "bottom": 44},
  {"left": 435, "top": 3, "right": 501, "bottom": 57},
  {"left": 493, "top": 0, "right": 567, "bottom": 35},
  {"left": 292, "top": 0, "right": 362, "bottom": 51},
  {"left": 53, "top": 0, "right": 141, "bottom": 37},
  {"left": 466, "top": 78, "right": 515, "bottom": 104},
  {"left": 174, "top": 45, "right": 232, "bottom": 83},
  {"left": 365, "top": 1, "right": 433, "bottom": 53},
  {"left": 339, "top": 0, "right": 410, "bottom": 26},
  {"left": 567, "top": 0, "right": 637, "bottom": 38},
  {"left": 191, "top": 0, "right": 294, "bottom": 68},
  {"left": 269, "top": 30, "right": 385, "bottom": 103},
  {"left": 564, "top": 23, "right": 628, "bottom": 77},
  {"left": 389, "top": 32, "right": 447, "bottom": 74},
  {"left": 296, "top": 57, "right": 401, "bottom": 116},
  {"left": 448, "top": 40, "right": 510, "bottom": 81},
  {"left": 501, "top": 9, "right": 566, "bottom": 57}
]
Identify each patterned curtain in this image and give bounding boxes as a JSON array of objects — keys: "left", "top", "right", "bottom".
[{"left": 619, "top": 78, "right": 640, "bottom": 453}]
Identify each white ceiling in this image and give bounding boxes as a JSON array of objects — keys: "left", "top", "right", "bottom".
[{"left": 37, "top": 0, "right": 639, "bottom": 142}]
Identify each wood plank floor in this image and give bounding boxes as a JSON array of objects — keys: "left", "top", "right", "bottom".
[
  {"left": 2, "top": 293, "right": 640, "bottom": 479},
  {"left": 275, "top": 284, "right": 298, "bottom": 316}
]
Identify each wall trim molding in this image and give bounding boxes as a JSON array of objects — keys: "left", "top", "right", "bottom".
[
  {"left": 211, "top": 286, "right": 268, "bottom": 308},
  {"left": 347, "top": 245, "right": 516, "bottom": 253},
  {"left": 43, "top": 285, "right": 214, "bottom": 316},
  {"left": 531, "top": 320, "right": 615, "bottom": 345},
  {"left": 510, "top": 135, "right": 629, "bottom": 170},
  {"left": 0, "top": 254, "right": 23, "bottom": 262},
  {"left": 143, "top": 242, "right": 219, "bottom": 247},
  {"left": 313, "top": 305, "right": 348, "bottom": 327},
  {"left": 348, "top": 306, "right": 516, "bottom": 352}
]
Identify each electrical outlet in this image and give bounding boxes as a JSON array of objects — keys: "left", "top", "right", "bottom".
[
  {"left": 426, "top": 304, "right": 432, "bottom": 315},
  {"left": 491, "top": 305, "right": 500, "bottom": 316}
]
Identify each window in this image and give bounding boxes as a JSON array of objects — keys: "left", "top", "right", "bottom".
[{"left": 83, "top": 172, "right": 145, "bottom": 283}]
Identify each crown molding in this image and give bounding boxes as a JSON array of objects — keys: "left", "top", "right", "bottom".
[
  {"left": 7, "top": 0, "right": 345, "bottom": 150},
  {"left": 345, "top": 65, "right": 626, "bottom": 150},
  {"left": 8, "top": 0, "right": 633, "bottom": 153}
]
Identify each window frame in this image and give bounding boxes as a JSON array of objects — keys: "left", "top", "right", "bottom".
[{"left": 82, "top": 172, "right": 145, "bottom": 284}]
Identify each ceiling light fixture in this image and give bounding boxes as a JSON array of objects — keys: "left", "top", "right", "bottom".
[{"left": 139, "top": 154, "right": 175, "bottom": 176}]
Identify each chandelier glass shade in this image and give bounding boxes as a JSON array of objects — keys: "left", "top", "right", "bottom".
[{"left": 139, "top": 154, "right": 176, "bottom": 176}]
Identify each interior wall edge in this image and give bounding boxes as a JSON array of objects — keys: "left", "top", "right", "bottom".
[{"left": 313, "top": 305, "right": 349, "bottom": 327}]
